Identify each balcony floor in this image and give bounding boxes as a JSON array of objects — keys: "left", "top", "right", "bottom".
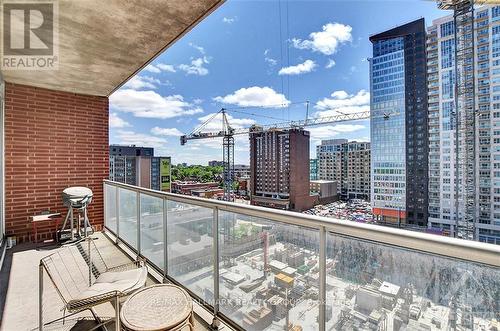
[{"left": 0, "top": 232, "right": 211, "bottom": 331}]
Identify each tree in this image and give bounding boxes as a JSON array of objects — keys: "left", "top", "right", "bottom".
[{"left": 171, "top": 164, "right": 223, "bottom": 183}]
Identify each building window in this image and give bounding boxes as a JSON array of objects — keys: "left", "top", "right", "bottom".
[{"left": 440, "top": 21, "right": 454, "bottom": 38}]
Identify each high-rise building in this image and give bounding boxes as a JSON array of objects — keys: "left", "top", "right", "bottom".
[
  {"left": 427, "top": 7, "right": 500, "bottom": 244},
  {"left": 341, "top": 141, "right": 371, "bottom": 201},
  {"left": 309, "top": 159, "right": 318, "bottom": 180},
  {"left": 317, "top": 140, "right": 370, "bottom": 200},
  {"left": 109, "top": 155, "right": 137, "bottom": 186},
  {"left": 317, "top": 139, "right": 347, "bottom": 192},
  {"left": 109, "top": 145, "right": 168, "bottom": 191},
  {"left": 151, "top": 157, "right": 161, "bottom": 191},
  {"left": 249, "top": 128, "right": 315, "bottom": 211},
  {"left": 369, "top": 18, "right": 429, "bottom": 226}
]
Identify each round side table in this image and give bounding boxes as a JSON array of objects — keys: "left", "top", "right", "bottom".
[{"left": 120, "top": 284, "right": 194, "bottom": 331}]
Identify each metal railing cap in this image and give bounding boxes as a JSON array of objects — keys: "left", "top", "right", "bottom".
[{"left": 104, "top": 180, "right": 500, "bottom": 267}]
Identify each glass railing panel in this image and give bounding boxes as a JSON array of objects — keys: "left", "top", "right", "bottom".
[
  {"left": 140, "top": 194, "right": 164, "bottom": 270},
  {"left": 326, "top": 232, "right": 500, "bottom": 331},
  {"left": 118, "top": 188, "right": 138, "bottom": 249},
  {"left": 166, "top": 200, "right": 214, "bottom": 302},
  {"left": 104, "top": 183, "right": 117, "bottom": 234},
  {"left": 218, "top": 211, "right": 320, "bottom": 330}
]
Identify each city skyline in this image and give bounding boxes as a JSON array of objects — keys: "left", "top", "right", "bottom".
[{"left": 108, "top": 1, "right": 445, "bottom": 165}]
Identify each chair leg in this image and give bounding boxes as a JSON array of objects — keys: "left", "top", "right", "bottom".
[
  {"left": 189, "top": 312, "right": 195, "bottom": 330},
  {"left": 115, "top": 296, "right": 120, "bottom": 331},
  {"left": 90, "top": 308, "right": 108, "bottom": 331}
]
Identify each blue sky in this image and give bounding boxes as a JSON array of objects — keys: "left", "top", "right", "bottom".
[{"left": 109, "top": 0, "right": 445, "bottom": 165}]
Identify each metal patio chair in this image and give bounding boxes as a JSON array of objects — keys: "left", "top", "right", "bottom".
[{"left": 39, "top": 237, "right": 148, "bottom": 331}]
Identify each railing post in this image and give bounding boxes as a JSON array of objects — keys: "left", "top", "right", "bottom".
[
  {"left": 136, "top": 190, "right": 141, "bottom": 257},
  {"left": 39, "top": 262, "right": 43, "bottom": 331},
  {"left": 88, "top": 238, "right": 92, "bottom": 286},
  {"left": 163, "top": 198, "right": 168, "bottom": 281},
  {"left": 319, "top": 226, "right": 326, "bottom": 331},
  {"left": 103, "top": 183, "right": 107, "bottom": 230},
  {"left": 211, "top": 207, "right": 221, "bottom": 329},
  {"left": 115, "top": 186, "right": 120, "bottom": 243}
]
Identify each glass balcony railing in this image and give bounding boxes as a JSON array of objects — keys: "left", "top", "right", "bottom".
[{"left": 103, "top": 180, "right": 500, "bottom": 331}]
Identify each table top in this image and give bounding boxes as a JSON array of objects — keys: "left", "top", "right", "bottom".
[
  {"left": 30, "top": 213, "right": 61, "bottom": 222},
  {"left": 120, "top": 284, "right": 193, "bottom": 331}
]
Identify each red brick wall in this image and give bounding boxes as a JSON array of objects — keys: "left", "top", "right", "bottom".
[{"left": 4, "top": 83, "right": 109, "bottom": 242}]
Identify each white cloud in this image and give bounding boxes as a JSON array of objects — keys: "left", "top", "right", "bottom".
[
  {"left": 315, "top": 89, "right": 370, "bottom": 117},
  {"left": 113, "top": 130, "right": 168, "bottom": 151},
  {"left": 214, "top": 86, "right": 290, "bottom": 108},
  {"left": 110, "top": 89, "right": 203, "bottom": 119},
  {"left": 156, "top": 63, "right": 176, "bottom": 72},
  {"left": 308, "top": 124, "right": 366, "bottom": 141},
  {"left": 331, "top": 91, "right": 349, "bottom": 99},
  {"left": 109, "top": 113, "right": 131, "bottom": 128},
  {"left": 178, "top": 56, "right": 210, "bottom": 76},
  {"left": 144, "top": 64, "right": 161, "bottom": 73},
  {"left": 124, "top": 75, "right": 160, "bottom": 90},
  {"left": 144, "top": 63, "right": 176, "bottom": 74},
  {"left": 292, "top": 22, "right": 352, "bottom": 55},
  {"left": 278, "top": 59, "right": 317, "bottom": 75},
  {"left": 151, "top": 127, "right": 184, "bottom": 136},
  {"left": 189, "top": 43, "right": 206, "bottom": 54},
  {"left": 222, "top": 17, "right": 236, "bottom": 24},
  {"left": 264, "top": 49, "right": 277, "bottom": 67},
  {"left": 325, "top": 59, "right": 336, "bottom": 69}
]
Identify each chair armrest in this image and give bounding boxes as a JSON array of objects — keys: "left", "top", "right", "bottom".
[
  {"left": 106, "top": 258, "right": 145, "bottom": 273},
  {"left": 67, "top": 290, "right": 121, "bottom": 312}
]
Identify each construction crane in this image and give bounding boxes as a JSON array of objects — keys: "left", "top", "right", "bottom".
[
  {"left": 435, "top": 0, "right": 484, "bottom": 240},
  {"left": 180, "top": 107, "right": 371, "bottom": 201}
]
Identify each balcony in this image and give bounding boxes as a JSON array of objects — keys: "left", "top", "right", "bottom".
[
  {"left": 0, "top": 231, "right": 213, "bottom": 330},
  {"left": 61, "top": 180, "right": 500, "bottom": 331},
  {"left": 0, "top": 2, "right": 499, "bottom": 330}
]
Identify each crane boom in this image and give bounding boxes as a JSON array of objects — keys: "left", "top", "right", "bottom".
[
  {"left": 180, "top": 109, "right": 372, "bottom": 202},
  {"left": 180, "top": 110, "right": 371, "bottom": 144}
]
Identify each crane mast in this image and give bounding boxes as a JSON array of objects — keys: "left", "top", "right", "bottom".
[
  {"left": 436, "top": 0, "right": 477, "bottom": 240},
  {"left": 221, "top": 110, "right": 236, "bottom": 202}
]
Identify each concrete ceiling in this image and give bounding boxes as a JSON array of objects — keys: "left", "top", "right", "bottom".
[{"left": 2, "top": 0, "right": 224, "bottom": 96}]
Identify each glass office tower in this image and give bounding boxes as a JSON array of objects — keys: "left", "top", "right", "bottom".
[{"left": 370, "top": 19, "right": 429, "bottom": 226}]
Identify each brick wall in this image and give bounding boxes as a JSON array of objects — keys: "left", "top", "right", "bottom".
[{"left": 4, "top": 83, "right": 109, "bottom": 242}]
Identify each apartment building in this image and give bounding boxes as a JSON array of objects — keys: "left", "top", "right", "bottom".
[
  {"left": 317, "top": 139, "right": 347, "bottom": 192},
  {"left": 109, "top": 155, "right": 139, "bottom": 186},
  {"left": 317, "top": 140, "right": 370, "bottom": 201},
  {"left": 369, "top": 18, "right": 429, "bottom": 226},
  {"left": 208, "top": 160, "right": 224, "bottom": 167},
  {"left": 249, "top": 128, "right": 316, "bottom": 211},
  {"left": 341, "top": 141, "right": 371, "bottom": 201},
  {"left": 427, "top": 7, "right": 500, "bottom": 244},
  {"left": 109, "top": 145, "right": 170, "bottom": 191},
  {"left": 310, "top": 159, "right": 319, "bottom": 180},
  {"left": 234, "top": 164, "right": 251, "bottom": 179}
]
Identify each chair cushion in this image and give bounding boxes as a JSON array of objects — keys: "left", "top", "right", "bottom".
[{"left": 74, "top": 266, "right": 147, "bottom": 300}]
